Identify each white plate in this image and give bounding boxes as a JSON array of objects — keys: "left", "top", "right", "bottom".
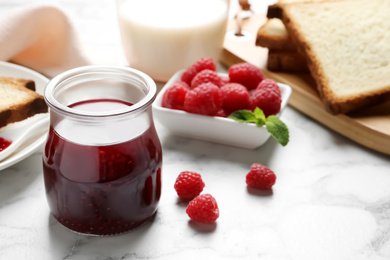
[
  {"left": 0, "top": 62, "right": 49, "bottom": 171},
  {"left": 153, "top": 70, "right": 292, "bottom": 149}
]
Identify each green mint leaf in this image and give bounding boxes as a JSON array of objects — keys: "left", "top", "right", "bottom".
[
  {"left": 253, "top": 107, "right": 266, "bottom": 127},
  {"left": 253, "top": 107, "right": 265, "bottom": 121},
  {"left": 229, "top": 107, "right": 290, "bottom": 147},
  {"left": 265, "top": 115, "right": 289, "bottom": 146},
  {"left": 228, "top": 110, "right": 257, "bottom": 123}
]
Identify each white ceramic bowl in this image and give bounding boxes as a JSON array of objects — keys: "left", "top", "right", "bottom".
[{"left": 152, "top": 70, "right": 292, "bottom": 149}]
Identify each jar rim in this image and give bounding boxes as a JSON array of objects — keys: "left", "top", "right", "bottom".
[{"left": 44, "top": 65, "right": 157, "bottom": 118}]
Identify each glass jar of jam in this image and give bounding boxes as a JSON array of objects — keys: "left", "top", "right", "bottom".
[{"left": 43, "top": 66, "right": 162, "bottom": 235}]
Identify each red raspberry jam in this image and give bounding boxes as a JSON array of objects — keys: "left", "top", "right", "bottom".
[
  {"left": 42, "top": 99, "right": 162, "bottom": 235},
  {"left": 0, "top": 137, "right": 12, "bottom": 152}
]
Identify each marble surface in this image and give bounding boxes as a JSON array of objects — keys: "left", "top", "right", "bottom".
[{"left": 1, "top": 0, "right": 390, "bottom": 260}]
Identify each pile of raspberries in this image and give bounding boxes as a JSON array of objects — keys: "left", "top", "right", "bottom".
[
  {"left": 164, "top": 58, "right": 281, "bottom": 225},
  {"left": 162, "top": 58, "right": 282, "bottom": 118}
]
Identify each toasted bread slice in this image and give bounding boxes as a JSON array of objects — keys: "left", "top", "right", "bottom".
[
  {"left": 256, "top": 19, "right": 308, "bottom": 72},
  {"left": 0, "top": 77, "right": 48, "bottom": 128},
  {"left": 281, "top": 0, "right": 390, "bottom": 114},
  {"left": 267, "top": 4, "right": 283, "bottom": 19},
  {"left": 267, "top": 50, "right": 308, "bottom": 72},
  {"left": 256, "top": 18, "right": 295, "bottom": 51},
  {"left": 267, "top": 0, "right": 327, "bottom": 19}
]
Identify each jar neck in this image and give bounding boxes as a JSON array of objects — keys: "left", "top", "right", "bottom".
[
  {"left": 44, "top": 65, "right": 157, "bottom": 145},
  {"left": 44, "top": 65, "right": 157, "bottom": 120},
  {"left": 50, "top": 107, "right": 154, "bottom": 146}
]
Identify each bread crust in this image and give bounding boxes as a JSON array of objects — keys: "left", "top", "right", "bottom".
[
  {"left": 280, "top": 0, "right": 390, "bottom": 114},
  {"left": 256, "top": 19, "right": 296, "bottom": 51},
  {"left": 267, "top": 50, "right": 309, "bottom": 72},
  {"left": 267, "top": 0, "right": 332, "bottom": 19},
  {"left": 0, "top": 77, "right": 48, "bottom": 128},
  {"left": 256, "top": 18, "right": 308, "bottom": 72},
  {"left": 267, "top": 4, "right": 283, "bottom": 19}
]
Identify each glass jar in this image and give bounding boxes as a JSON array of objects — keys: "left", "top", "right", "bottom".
[{"left": 43, "top": 66, "right": 162, "bottom": 236}]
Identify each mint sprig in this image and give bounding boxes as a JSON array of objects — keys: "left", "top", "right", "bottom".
[{"left": 228, "top": 107, "right": 289, "bottom": 146}]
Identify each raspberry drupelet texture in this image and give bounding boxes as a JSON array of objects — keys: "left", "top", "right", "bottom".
[
  {"left": 161, "top": 81, "right": 190, "bottom": 110},
  {"left": 250, "top": 88, "right": 282, "bottom": 117},
  {"left": 216, "top": 109, "right": 227, "bottom": 118},
  {"left": 220, "top": 76, "right": 230, "bottom": 86},
  {"left": 184, "top": 82, "right": 223, "bottom": 116},
  {"left": 220, "top": 83, "right": 251, "bottom": 115},
  {"left": 246, "top": 163, "right": 276, "bottom": 190},
  {"left": 181, "top": 57, "right": 216, "bottom": 85},
  {"left": 228, "top": 62, "right": 264, "bottom": 90},
  {"left": 174, "top": 171, "right": 205, "bottom": 200},
  {"left": 256, "top": 79, "right": 281, "bottom": 97},
  {"left": 186, "top": 194, "right": 219, "bottom": 223},
  {"left": 191, "top": 69, "right": 222, "bottom": 89}
]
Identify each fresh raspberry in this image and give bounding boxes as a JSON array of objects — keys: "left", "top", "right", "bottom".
[
  {"left": 184, "top": 83, "right": 223, "bottom": 116},
  {"left": 216, "top": 109, "right": 227, "bottom": 117},
  {"left": 246, "top": 163, "right": 276, "bottom": 190},
  {"left": 256, "top": 79, "right": 281, "bottom": 97},
  {"left": 220, "top": 83, "right": 251, "bottom": 115},
  {"left": 220, "top": 76, "right": 230, "bottom": 86},
  {"left": 181, "top": 58, "right": 216, "bottom": 85},
  {"left": 228, "top": 62, "right": 264, "bottom": 90},
  {"left": 190, "top": 69, "right": 222, "bottom": 89},
  {"left": 161, "top": 81, "right": 190, "bottom": 110},
  {"left": 186, "top": 194, "right": 219, "bottom": 224},
  {"left": 250, "top": 88, "right": 281, "bottom": 117},
  {"left": 174, "top": 171, "right": 205, "bottom": 200}
]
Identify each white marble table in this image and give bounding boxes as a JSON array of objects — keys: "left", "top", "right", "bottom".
[{"left": 1, "top": 1, "right": 390, "bottom": 260}]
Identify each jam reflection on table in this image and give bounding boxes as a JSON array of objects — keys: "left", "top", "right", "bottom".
[
  {"left": 0, "top": 137, "right": 12, "bottom": 152},
  {"left": 42, "top": 99, "right": 162, "bottom": 235}
]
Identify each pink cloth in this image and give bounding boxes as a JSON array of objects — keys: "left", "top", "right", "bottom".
[{"left": 0, "top": 4, "right": 90, "bottom": 78}]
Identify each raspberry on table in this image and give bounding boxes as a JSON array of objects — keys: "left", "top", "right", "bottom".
[
  {"left": 161, "top": 81, "right": 190, "bottom": 110},
  {"left": 250, "top": 88, "right": 282, "bottom": 117},
  {"left": 190, "top": 69, "right": 222, "bottom": 89},
  {"left": 228, "top": 62, "right": 264, "bottom": 90},
  {"left": 184, "top": 82, "right": 223, "bottom": 116},
  {"left": 220, "top": 83, "right": 251, "bottom": 115},
  {"left": 174, "top": 171, "right": 205, "bottom": 200},
  {"left": 181, "top": 57, "right": 216, "bottom": 85},
  {"left": 256, "top": 79, "right": 281, "bottom": 96},
  {"left": 186, "top": 194, "right": 219, "bottom": 224},
  {"left": 246, "top": 163, "right": 276, "bottom": 190}
]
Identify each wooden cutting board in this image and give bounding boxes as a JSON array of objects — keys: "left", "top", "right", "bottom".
[{"left": 221, "top": 13, "right": 390, "bottom": 156}]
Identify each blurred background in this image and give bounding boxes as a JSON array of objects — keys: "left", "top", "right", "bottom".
[{"left": 0, "top": 0, "right": 278, "bottom": 70}]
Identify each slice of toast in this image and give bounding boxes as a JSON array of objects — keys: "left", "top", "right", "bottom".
[
  {"left": 267, "top": 50, "right": 308, "bottom": 72},
  {"left": 0, "top": 77, "right": 48, "bottom": 128},
  {"left": 256, "top": 19, "right": 308, "bottom": 72},
  {"left": 281, "top": 0, "right": 390, "bottom": 114},
  {"left": 256, "top": 18, "right": 295, "bottom": 51},
  {"left": 267, "top": 0, "right": 327, "bottom": 19}
]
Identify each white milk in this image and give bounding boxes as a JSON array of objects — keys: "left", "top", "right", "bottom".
[{"left": 117, "top": 0, "right": 229, "bottom": 82}]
